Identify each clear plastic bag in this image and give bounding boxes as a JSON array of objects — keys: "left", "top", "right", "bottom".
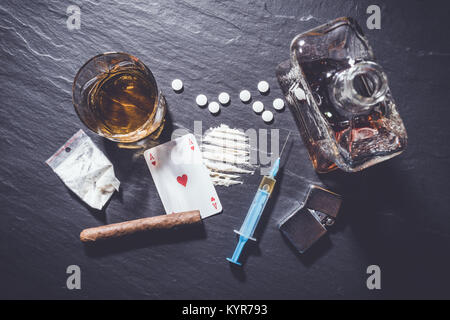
[{"left": 46, "top": 129, "right": 120, "bottom": 210}]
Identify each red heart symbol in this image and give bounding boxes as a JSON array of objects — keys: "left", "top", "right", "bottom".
[
  {"left": 149, "top": 154, "right": 156, "bottom": 166},
  {"left": 191, "top": 146, "right": 194, "bottom": 150},
  {"left": 211, "top": 197, "right": 217, "bottom": 209},
  {"left": 177, "top": 174, "right": 188, "bottom": 187}
]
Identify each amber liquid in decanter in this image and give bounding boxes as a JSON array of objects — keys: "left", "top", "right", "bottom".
[{"left": 276, "top": 17, "right": 407, "bottom": 173}]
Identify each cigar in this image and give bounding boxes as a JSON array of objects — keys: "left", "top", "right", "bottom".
[{"left": 80, "top": 210, "right": 201, "bottom": 242}]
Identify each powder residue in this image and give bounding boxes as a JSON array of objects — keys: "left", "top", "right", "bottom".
[{"left": 202, "top": 124, "right": 254, "bottom": 186}]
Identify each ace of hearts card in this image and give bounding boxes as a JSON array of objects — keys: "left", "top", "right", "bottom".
[{"left": 144, "top": 133, "right": 222, "bottom": 219}]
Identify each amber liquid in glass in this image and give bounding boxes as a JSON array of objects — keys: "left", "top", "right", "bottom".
[{"left": 86, "top": 69, "right": 158, "bottom": 138}]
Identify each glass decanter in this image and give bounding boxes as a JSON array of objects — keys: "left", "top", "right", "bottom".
[{"left": 276, "top": 17, "right": 407, "bottom": 173}]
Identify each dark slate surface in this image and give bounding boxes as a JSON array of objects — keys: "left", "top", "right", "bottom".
[{"left": 1, "top": 0, "right": 450, "bottom": 299}]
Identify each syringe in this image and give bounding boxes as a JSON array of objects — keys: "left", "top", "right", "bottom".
[{"left": 227, "top": 132, "right": 291, "bottom": 266}]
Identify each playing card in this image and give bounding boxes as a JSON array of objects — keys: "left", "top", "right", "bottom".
[{"left": 144, "top": 134, "right": 222, "bottom": 219}]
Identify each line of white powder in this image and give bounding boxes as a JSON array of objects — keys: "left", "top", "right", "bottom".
[{"left": 202, "top": 124, "right": 255, "bottom": 186}]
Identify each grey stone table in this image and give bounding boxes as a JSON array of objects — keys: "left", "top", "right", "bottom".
[{"left": 1, "top": 0, "right": 449, "bottom": 299}]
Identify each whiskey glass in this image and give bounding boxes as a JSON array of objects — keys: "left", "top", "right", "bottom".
[{"left": 72, "top": 52, "right": 166, "bottom": 148}]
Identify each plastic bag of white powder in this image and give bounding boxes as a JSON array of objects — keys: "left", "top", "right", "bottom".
[{"left": 46, "top": 129, "right": 120, "bottom": 210}]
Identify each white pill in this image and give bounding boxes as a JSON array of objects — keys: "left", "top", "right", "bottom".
[
  {"left": 257, "top": 81, "right": 270, "bottom": 94},
  {"left": 208, "top": 101, "right": 220, "bottom": 114},
  {"left": 273, "top": 98, "right": 285, "bottom": 111},
  {"left": 294, "top": 87, "right": 306, "bottom": 101},
  {"left": 171, "top": 79, "right": 183, "bottom": 92},
  {"left": 262, "top": 110, "right": 274, "bottom": 123},
  {"left": 218, "top": 92, "right": 230, "bottom": 105},
  {"left": 252, "top": 101, "right": 264, "bottom": 114},
  {"left": 239, "top": 90, "right": 251, "bottom": 103},
  {"left": 196, "top": 94, "right": 208, "bottom": 107}
]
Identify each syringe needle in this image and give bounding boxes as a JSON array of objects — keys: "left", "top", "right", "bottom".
[{"left": 280, "top": 131, "right": 291, "bottom": 158}]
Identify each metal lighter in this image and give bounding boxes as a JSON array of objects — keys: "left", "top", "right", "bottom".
[{"left": 278, "top": 185, "right": 342, "bottom": 253}]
